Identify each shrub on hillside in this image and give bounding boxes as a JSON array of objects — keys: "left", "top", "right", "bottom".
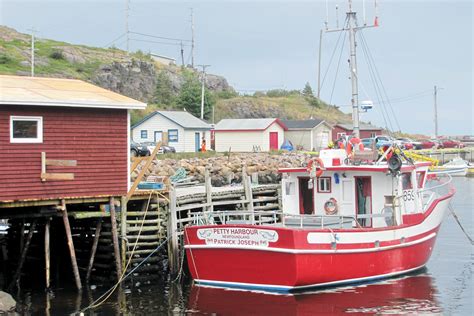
[{"left": 49, "top": 50, "right": 64, "bottom": 60}]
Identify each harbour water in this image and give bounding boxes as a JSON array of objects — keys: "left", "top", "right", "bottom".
[{"left": 14, "top": 177, "right": 473, "bottom": 315}]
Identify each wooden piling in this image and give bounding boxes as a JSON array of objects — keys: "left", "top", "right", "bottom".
[
  {"left": 9, "top": 220, "right": 37, "bottom": 290},
  {"left": 109, "top": 197, "right": 123, "bottom": 281},
  {"left": 168, "top": 187, "right": 179, "bottom": 276},
  {"left": 86, "top": 220, "right": 102, "bottom": 283},
  {"left": 242, "top": 167, "right": 255, "bottom": 223},
  {"left": 61, "top": 200, "right": 82, "bottom": 290},
  {"left": 120, "top": 196, "right": 127, "bottom": 270},
  {"left": 44, "top": 218, "right": 51, "bottom": 289}
]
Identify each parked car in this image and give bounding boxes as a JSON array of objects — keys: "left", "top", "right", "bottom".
[
  {"left": 396, "top": 137, "right": 421, "bottom": 150},
  {"left": 361, "top": 137, "right": 391, "bottom": 149},
  {"left": 143, "top": 142, "right": 176, "bottom": 154},
  {"left": 440, "top": 138, "right": 465, "bottom": 148},
  {"left": 417, "top": 139, "right": 443, "bottom": 149},
  {"left": 130, "top": 141, "right": 149, "bottom": 157}
]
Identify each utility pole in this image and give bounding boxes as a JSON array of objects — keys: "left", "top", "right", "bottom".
[
  {"left": 27, "top": 28, "right": 37, "bottom": 77},
  {"left": 180, "top": 41, "right": 185, "bottom": 67},
  {"left": 198, "top": 64, "right": 210, "bottom": 119},
  {"left": 191, "top": 8, "right": 195, "bottom": 68},
  {"left": 125, "top": 0, "right": 130, "bottom": 53}
]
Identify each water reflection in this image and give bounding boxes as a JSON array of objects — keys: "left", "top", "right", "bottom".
[{"left": 187, "top": 271, "right": 442, "bottom": 315}]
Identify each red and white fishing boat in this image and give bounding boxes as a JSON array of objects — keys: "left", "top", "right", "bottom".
[{"left": 183, "top": 2, "right": 456, "bottom": 293}]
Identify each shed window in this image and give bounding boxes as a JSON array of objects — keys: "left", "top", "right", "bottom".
[
  {"left": 370, "top": 132, "right": 377, "bottom": 137},
  {"left": 141, "top": 130, "right": 148, "bottom": 139},
  {"left": 10, "top": 116, "right": 43, "bottom": 143},
  {"left": 168, "top": 129, "right": 178, "bottom": 142},
  {"left": 337, "top": 132, "right": 346, "bottom": 139},
  {"left": 317, "top": 177, "right": 331, "bottom": 193}
]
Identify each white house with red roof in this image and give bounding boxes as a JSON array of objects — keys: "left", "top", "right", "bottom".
[{"left": 214, "top": 118, "right": 287, "bottom": 152}]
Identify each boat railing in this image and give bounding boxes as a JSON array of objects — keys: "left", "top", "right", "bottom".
[
  {"left": 418, "top": 174, "right": 453, "bottom": 211},
  {"left": 189, "top": 210, "right": 376, "bottom": 229}
]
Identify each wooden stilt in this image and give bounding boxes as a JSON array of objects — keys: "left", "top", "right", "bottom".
[
  {"left": 86, "top": 220, "right": 102, "bottom": 283},
  {"left": 61, "top": 200, "right": 82, "bottom": 290},
  {"left": 168, "top": 188, "right": 179, "bottom": 276},
  {"left": 242, "top": 167, "right": 255, "bottom": 223},
  {"left": 45, "top": 218, "right": 51, "bottom": 289},
  {"left": 120, "top": 196, "right": 128, "bottom": 270},
  {"left": 9, "top": 220, "right": 37, "bottom": 290},
  {"left": 109, "top": 197, "right": 122, "bottom": 281},
  {"left": 19, "top": 219, "right": 25, "bottom": 252}
]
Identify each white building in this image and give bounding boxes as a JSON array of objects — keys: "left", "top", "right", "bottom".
[
  {"left": 281, "top": 119, "right": 333, "bottom": 151},
  {"left": 131, "top": 111, "right": 211, "bottom": 152},
  {"left": 150, "top": 53, "right": 176, "bottom": 66},
  {"left": 214, "top": 118, "right": 287, "bottom": 152}
]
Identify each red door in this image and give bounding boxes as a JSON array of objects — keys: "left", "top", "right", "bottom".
[{"left": 269, "top": 132, "right": 278, "bottom": 150}]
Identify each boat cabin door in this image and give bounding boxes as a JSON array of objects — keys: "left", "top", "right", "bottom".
[
  {"left": 298, "top": 177, "right": 314, "bottom": 215},
  {"left": 355, "top": 177, "right": 372, "bottom": 227},
  {"left": 339, "top": 178, "right": 355, "bottom": 216}
]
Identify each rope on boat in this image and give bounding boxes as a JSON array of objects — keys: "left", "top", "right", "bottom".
[{"left": 449, "top": 204, "right": 474, "bottom": 245}]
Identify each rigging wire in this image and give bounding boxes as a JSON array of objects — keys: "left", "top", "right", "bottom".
[
  {"left": 329, "top": 19, "right": 349, "bottom": 105},
  {"left": 359, "top": 30, "right": 402, "bottom": 132},
  {"left": 320, "top": 16, "right": 348, "bottom": 92},
  {"left": 104, "top": 33, "right": 127, "bottom": 48},
  {"left": 357, "top": 29, "right": 394, "bottom": 133}
]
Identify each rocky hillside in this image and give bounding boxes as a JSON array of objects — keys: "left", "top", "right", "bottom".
[{"left": 0, "top": 25, "right": 353, "bottom": 126}]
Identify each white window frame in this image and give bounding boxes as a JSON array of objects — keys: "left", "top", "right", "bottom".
[
  {"left": 370, "top": 132, "right": 377, "bottom": 138},
  {"left": 317, "top": 177, "right": 331, "bottom": 193},
  {"left": 10, "top": 116, "right": 43, "bottom": 143},
  {"left": 337, "top": 132, "right": 347, "bottom": 139}
]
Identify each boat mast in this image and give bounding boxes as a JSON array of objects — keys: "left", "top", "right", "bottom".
[
  {"left": 347, "top": 1, "right": 360, "bottom": 138},
  {"left": 325, "top": 0, "right": 378, "bottom": 138}
]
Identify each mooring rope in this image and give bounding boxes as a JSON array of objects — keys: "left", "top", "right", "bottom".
[
  {"left": 449, "top": 204, "right": 474, "bottom": 245},
  {"left": 79, "top": 189, "right": 165, "bottom": 313}
]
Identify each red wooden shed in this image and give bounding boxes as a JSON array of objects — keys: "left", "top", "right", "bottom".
[
  {"left": 0, "top": 75, "right": 147, "bottom": 203},
  {"left": 332, "top": 123, "right": 383, "bottom": 142}
]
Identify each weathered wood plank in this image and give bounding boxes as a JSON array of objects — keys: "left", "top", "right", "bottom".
[
  {"left": 41, "top": 173, "right": 75, "bottom": 181},
  {"left": 45, "top": 159, "right": 77, "bottom": 167}
]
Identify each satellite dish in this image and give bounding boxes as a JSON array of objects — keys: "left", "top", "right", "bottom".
[{"left": 360, "top": 100, "right": 374, "bottom": 111}]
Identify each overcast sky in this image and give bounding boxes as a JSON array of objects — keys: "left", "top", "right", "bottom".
[{"left": 1, "top": 0, "right": 472, "bottom": 135}]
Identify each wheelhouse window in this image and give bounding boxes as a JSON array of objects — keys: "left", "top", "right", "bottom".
[
  {"left": 416, "top": 171, "right": 426, "bottom": 188},
  {"left": 140, "top": 130, "right": 147, "bottom": 139},
  {"left": 401, "top": 173, "right": 413, "bottom": 190},
  {"left": 317, "top": 177, "right": 331, "bottom": 193},
  {"left": 10, "top": 116, "right": 43, "bottom": 143},
  {"left": 168, "top": 129, "right": 178, "bottom": 142}
]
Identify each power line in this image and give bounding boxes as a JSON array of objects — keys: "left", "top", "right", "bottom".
[
  {"left": 129, "top": 38, "right": 191, "bottom": 47},
  {"left": 128, "top": 31, "right": 191, "bottom": 42}
]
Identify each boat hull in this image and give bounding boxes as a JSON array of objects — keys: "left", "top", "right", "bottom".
[{"left": 184, "top": 195, "right": 452, "bottom": 292}]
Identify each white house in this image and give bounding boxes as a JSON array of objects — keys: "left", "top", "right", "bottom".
[
  {"left": 214, "top": 118, "right": 287, "bottom": 152},
  {"left": 131, "top": 111, "right": 211, "bottom": 152},
  {"left": 281, "top": 119, "right": 333, "bottom": 151}
]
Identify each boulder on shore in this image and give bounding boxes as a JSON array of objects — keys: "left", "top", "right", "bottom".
[
  {"left": 0, "top": 291, "right": 16, "bottom": 312},
  {"left": 132, "top": 152, "right": 312, "bottom": 187}
]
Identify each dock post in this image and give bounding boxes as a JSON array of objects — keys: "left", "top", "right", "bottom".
[
  {"left": 61, "top": 200, "right": 82, "bottom": 290},
  {"left": 44, "top": 218, "right": 51, "bottom": 289},
  {"left": 9, "top": 220, "right": 37, "bottom": 290},
  {"left": 86, "top": 220, "right": 102, "bottom": 283},
  {"left": 120, "top": 196, "right": 128, "bottom": 270},
  {"left": 242, "top": 167, "right": 255, "bottom": 223},
  {"left": 205, "top": 169, "right": 213, "bottom": 213},
  {"left": 168, "top": 187, "right": 179, "bottom": 276},
  {"left": 109, "top": 197, "right": 123, "bottom": 282}
]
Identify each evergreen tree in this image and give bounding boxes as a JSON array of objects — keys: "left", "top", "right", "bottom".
[
  {"left": 302, "top": 82, "right": 314, "bottom": 97},
  {"left": 153, "top": 70, "right": 174, "bottom": 105},
  {"left": 176, "top": 71, "right": 214, "bottom": 119}
]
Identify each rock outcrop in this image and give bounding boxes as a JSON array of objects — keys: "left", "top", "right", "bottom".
[{"left": 0, "top": 291, "right": 16, "bottom": 313}]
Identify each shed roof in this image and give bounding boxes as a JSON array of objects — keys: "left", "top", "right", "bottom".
[
  {"left": 281, "top": 119, "right": 325, "bottom": 130},
  {"left": 215, "top": 118, "right": 287, "bottom": 131},
  {"left": 0, "top": 75, "right": 146, "bottom": 110},
  {"left": 336, "top": 123, "right": 382, "bottom": 131},
  {"left": 132, "top": 110, "right": 211, "bottom": 130}
]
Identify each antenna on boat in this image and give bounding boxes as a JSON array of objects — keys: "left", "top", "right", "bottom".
[{"left": 323, "top": 0, "right": 379, "bottom": 138}]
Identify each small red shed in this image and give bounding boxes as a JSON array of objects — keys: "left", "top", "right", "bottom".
[
  {"left": 0, "top": 75, "right": 146, "bottom": 203},
  {"left": 332, "top": 123, "right": 383, "bottom": 141}
]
